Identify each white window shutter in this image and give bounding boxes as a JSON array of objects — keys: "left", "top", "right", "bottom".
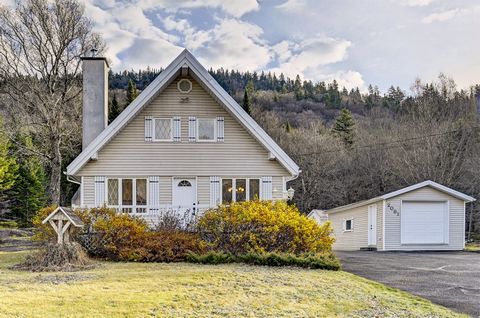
[
  {"left": 173, "top": 116, "right": 181, "bottom": 142},
  {"left": 210, "top": 176, "right": 220, "bottom": 207},
  {"left": 188, "top": 117, "right": 197, "bottom": 142},
  {"left": 145, "top": 116, "right": 153, "bottom": 142},
  {"left": 261, "top": 176, "right": 272, "bottom": 200},
  {"left": 94, "top": 176, "right": 106, "bottom": 207},
  {"left": 216, "top": 117, "right": 224, "bottom": 142},
  {"left": 342, "top": 220, "right": 346, "bottom": 231},
  {"left": 149, "top": 176, "right": 160, "bottom": 213}
]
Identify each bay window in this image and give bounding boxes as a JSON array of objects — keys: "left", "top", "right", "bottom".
[
  {"left": 106, "top": 178, "right": 147, "bottom": 214},
  {"left": 221, "top": 178, "right": 260, "bottom": 204}
]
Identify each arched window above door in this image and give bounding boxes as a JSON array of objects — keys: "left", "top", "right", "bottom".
[{"left": 178, "top": 180, "right": 192, "bottom": 187}]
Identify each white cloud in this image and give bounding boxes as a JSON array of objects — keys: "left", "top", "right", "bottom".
[
  {"left": 421, "top": 6, "right": 480, "bottom": 23},
  {"left": 268, "top": 36, "right": 365, "bottom": 90},
  {"left": 322, "top": 71, "right": 366, "bottom": 91},
  {"left": 192, "top": 18, "right": 273, "bottom": 71},
  {"left": 421, "top": 8, "right": 460, "bottom": 23},
  {"left": 396, "top": 0, "right": 436, "bottom": 7},
  {"left": 270, "top": 37, "right": 351, "bottom": 77},
  {"left": 138, "top": 0, "right": 259, "bottom": 17},
  {"left": 276, "top": 0, "right": 307, "bottom": 11}
]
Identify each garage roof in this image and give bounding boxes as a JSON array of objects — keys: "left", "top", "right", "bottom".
[{"left": 327, "top": 180, "right": 476, "bottom": 214}]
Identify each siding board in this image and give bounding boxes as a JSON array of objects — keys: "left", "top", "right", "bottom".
[
  {"left": 384, "top": 187, "right": 464, "bottom": 250},
  {"left": 78, "top": 76, "right": 289, "bottom": 177}
]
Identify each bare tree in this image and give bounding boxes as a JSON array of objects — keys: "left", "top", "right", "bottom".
[{"left": 0, "top": 0, "right": 105, "bottom": 204}]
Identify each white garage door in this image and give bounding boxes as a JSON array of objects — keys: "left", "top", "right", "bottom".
[{"left": 401, "top": 201, "right": 448, "bottom": 245}]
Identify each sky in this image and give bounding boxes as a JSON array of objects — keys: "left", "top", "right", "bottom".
[{"left": 80, "top": 0, "right": 480, "bottom": 92}]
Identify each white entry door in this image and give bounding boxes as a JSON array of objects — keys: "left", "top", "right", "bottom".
[
  {"left": 368, "top": 205, "right": 377, "bottom": 246},
  {"left": 173, "top": 178, "right": 197, "bottom": 217}
]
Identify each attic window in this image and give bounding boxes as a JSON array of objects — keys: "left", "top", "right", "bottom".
[{"left": 177, "top": 79, "right": 192, "bottom": 93}]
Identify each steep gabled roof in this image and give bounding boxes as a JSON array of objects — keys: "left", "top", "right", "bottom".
[
  {"left": 67, "top": 49, "right": 300, "bottom": 176},
  {"left": 327, "top": 180, "right": 475, "bottom": 214}
]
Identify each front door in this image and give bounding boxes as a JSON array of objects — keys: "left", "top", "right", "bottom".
[
  {"left": 173, "top": 178, "right": 197, "bottom": 218},
  {"left": 368, "top": 204, "right": 377, "bottom": 246}
]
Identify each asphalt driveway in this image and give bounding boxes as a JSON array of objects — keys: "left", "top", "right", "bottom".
[{"left": 336, "top": 251, "right": 480, "bottom": 317}]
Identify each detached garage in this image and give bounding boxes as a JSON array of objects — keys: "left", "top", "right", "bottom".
[{"left": 321, "top": 181, "right": 475, "bottom": 251}]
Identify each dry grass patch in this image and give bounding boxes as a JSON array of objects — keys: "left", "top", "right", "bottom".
[{"left": 0, "top": 250, "right": 467, "bottom": 318}]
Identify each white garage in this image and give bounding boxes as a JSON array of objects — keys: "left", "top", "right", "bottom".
[{"left": 318, "top": 181, "right": 475, "bottom": 251}]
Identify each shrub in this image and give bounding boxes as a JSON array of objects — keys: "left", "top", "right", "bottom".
[
  {"left": 186, "top": 251, "right": 236, "bottom": 265},
  {"left": 32, "top": 205, "right": 57, "bottom": 241},
  {"left": 117, "top": 230, "right": 205, "bottom": 262},
  {"left": 186, "top": 251, "right": 340, "bottom": 270},
  {"left": 197, "top": 200, "right": 335, "bottom": 255}
]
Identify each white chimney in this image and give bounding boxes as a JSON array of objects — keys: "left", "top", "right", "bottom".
[{"left": 81, "top": 56, "right": 109, "bottom": 150}]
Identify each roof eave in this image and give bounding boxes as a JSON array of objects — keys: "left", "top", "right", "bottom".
[{"left": 67, "top": 49, "right": 300, "bottom": 177}]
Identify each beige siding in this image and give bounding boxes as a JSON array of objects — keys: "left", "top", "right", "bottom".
[
  {"left": 83, "top": 175, "right": 285, "bottom": 208},
  {"left": 384, "top": 187, "right": 465, "bottom": 251},
  {"left": 78, "top": 76, "right": 289, "bottom": 177},
  {"left": 159, "top": 177, "right": 172, "bottom": 204},
  {"left": 328, "top": 202, "right": 383, "bottom": 251},
  {"left": 197, "top": 176, "right": 210, "bottom": 206},
  {"left": 82, "top": 176, "right": 95, "bottom": 207}
]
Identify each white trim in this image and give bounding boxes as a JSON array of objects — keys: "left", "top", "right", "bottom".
[
  {"left": 382, "top": 200, "right": 386, "bottom": 251},
  {"left": 327, "top": 180, "right": 475, "bottom": 214},
  {"left": 105, "top": 177, "right": 148, "bottom": 214},
  {"left": 463, "top": 201, "right": 466, "bottom": 248},
  {"left": 343, "top": 218, "right": 354, "bottom": 232},
  {"left": 80, "top": 176, "right": 84, "bottom": 208},
  {"left": 383, "top": 180, "right": 475, "bottom": 202},
  {"left": 66, "top": 49, "right": 299, "bottom": 177},
  {"left": 196, "top": 118, "right": 217, "bottom": 142},
  {"left": 368, "top": 204, "right": 377, "bottom": 246},
  {"left": 152, "top": 118, "right": 173, "bottom": 142},
  {"left": 177, "top": 78, "right": 192, "bottom": 93},
  {"left": 219, "top": 177, "right": 261, "bottom": 204}
]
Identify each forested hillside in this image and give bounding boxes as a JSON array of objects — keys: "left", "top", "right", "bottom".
[
  {"left": 105, "top": 69, "right": 480, "bottom": 239},
  {"left": 2, "top": 60, "right": 480, "bottom": 238}
]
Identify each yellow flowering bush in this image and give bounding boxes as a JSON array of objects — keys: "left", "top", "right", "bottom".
[{"left": 197, "top": 200, "right": 335, "bottom": 255}]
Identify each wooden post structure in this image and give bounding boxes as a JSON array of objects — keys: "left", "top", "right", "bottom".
[{"left": 42, "top": 207, "right": 84, "bottom": 245}]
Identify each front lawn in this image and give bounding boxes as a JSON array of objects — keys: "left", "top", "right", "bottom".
[
  {"left": 465, "top": 242, "right": 480, "bottom": 252},
  {"left": 0, "top": 251, "right": 465, "bottom": 318}
]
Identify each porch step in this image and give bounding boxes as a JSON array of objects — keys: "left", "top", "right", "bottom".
[{"left": 360, "top": 247, "right": 377, "bottom": 251}]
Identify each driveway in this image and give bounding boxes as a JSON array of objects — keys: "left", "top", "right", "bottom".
[{"left": 336, "top": 251, "right": 480, "bottom": 317}]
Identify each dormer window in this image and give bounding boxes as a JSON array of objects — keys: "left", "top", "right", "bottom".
[
  {"left": 177, "top": 79, "right": 192, "bottom": 93},
  {"left": 197, "top": 118, "right": 216, "bottom": 142}
]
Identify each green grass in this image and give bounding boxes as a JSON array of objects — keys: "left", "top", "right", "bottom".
[
  {"left": 0, "top": 220, "right": 18, "bottom": 229},
  {"left": 465, "top": 243, "right": 480, "bottom": 252},
  {"left": 0, "top": 251, "right": 466, "bottom": 318}
]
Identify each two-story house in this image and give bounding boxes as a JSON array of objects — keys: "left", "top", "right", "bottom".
[{"left": 67, "top": 49, "right": 300, "bottom": 224}]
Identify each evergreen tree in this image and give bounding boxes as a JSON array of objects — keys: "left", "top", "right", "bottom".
[
  {"left": 0, "top": 121, "right": 17, "bottom": 192},
  {"left": 3, "top": 133, "right": 46, "bottom": 225},
  {"left": 294, "top": 74, "right": 304, "bottom": 100},
  {"left": 331, "top": 108, "right": 356, "bottom": 146},
  {"left": 246, "top": 79, "right": 255, "bottom": 95},
  {"left": 126, "top": 79, "right": 138, "bottom": 105},
  {"left": 242, "top": 89, "right": 252, "bottom": 115},
  {"left": 109, "top": 93, "right": 121, "bottom": 123}
]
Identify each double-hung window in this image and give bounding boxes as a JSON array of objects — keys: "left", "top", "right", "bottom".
[
  {"left": 197, "top": 118, "right": 216, "bottom": 142},
  {"left": 107, "top": 178, "right": 147, "bottom": 214},
  {"left": 154, "top": 118, "right": 173, "bottom": 141},
  {"left": 221, "top": 178, "right": 260, "bottom": 204}
]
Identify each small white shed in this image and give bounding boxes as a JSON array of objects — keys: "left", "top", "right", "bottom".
[{"left": 322, "top": 181, "right": 475, "bottom": 251}]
